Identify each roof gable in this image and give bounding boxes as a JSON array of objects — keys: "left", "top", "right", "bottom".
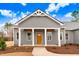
[{"left": 15, "top": 9, "right": 63, "bottom": 25}]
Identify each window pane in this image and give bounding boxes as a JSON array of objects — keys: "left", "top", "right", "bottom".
[
  {"left": 27, "top": 32, "right": 31, "bottom": 40},
  {"left": 66, "top": 33, "right": 68, "bottom": 40},
  {"left": 17, "top": 32, "right": 18, "bottom": 40},
  {"left": 60, "top": 32, "right": 62, "bottom": 40}
]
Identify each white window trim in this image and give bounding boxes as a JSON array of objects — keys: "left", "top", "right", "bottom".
[{"left": 47, "top": 32, "right": 52, "bottom": 41}]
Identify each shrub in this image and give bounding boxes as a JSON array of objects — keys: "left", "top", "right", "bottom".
[{"left": 0, "top": 37, "right": 6, "bottom": 50}]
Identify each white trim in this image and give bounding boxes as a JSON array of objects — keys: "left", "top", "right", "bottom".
[
  {"left": 64, "top": 29, "right": 66, "bottom": 44},
  {"left": 58, "top": 28, "right": 61, "bottom": 46},
  {"left": 18, "top": 28, "right": 21, "bottom": 46},
  {"left": 13, "top": 28, "right": 15, "bottom": 46},
  {"left": 15, "top": 9, "right": 63, "bottom": 25},
  {"left": 20, "top": 27, "right": 59, "bottom": 29},
  {"left": 45, "top": 28, "right": 47, "bottom": 46},
  {"left": 32, "top": 28, "right": 34, "bottom": 46},
  {"left": 16, "top": 27, "right": 62, "bottom": 46}
]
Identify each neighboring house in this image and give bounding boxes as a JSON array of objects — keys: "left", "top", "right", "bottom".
[
  {"left": 13, "top": 9, "right": 79, "bottom": 47},
  {"left": 3, "top": 28, "right": 13, "bottom": 41},
  {"left": 0, "top": 26, "right": 13, "bottom": 41},
  {"left": 4, "top": 29, "right": 13, "bottom": 41}
]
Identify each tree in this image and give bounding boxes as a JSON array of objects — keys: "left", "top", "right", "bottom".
[
  {"left": 71, "top": 10, "right": 79, "bottom": 22},
  {"left": 4, "top": 22, "right": 13, "bottom": 33},
  {"left": 4, "top": 22, "right": 13, "bottom": 30},
  {"left": 4, "top": 22, "right": 13, "bottom": 41}
]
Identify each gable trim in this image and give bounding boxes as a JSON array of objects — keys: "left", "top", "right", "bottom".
[{"left": 15, "top": 9, "right": 63, "bottom": 25}]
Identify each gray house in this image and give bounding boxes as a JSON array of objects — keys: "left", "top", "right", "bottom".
[{"left": 13, "top": 9, "right": 79, "bottom": 47}]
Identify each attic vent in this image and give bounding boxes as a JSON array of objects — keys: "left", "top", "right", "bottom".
[
  {"left": 37, "top": 11, "right": 41, "bottom": 13},
  {"left": 36, "top": 11, "right": 41, "bottom": 15},
  {"left": 33, "top": 10, "right": 45, "bottom": 16}
]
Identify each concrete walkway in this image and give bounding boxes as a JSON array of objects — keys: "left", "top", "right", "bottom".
[
  {"left": 32, "top": 47, "right": 59, "bottom": 56},
  {"left": 32, "top": 47, "right": 79, "bottom": 56}
]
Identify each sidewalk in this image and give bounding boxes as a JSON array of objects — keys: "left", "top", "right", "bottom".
[{"left": 32, "top": 47, "right": 59, "bottom": 56}]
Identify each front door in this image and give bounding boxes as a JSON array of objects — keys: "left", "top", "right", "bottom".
[{"left": 37, "top": 32, "right": 42, "bottom": 45}]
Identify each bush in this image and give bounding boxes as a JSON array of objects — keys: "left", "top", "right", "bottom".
[{"left": 0, "top": 37, "right": 6, "bottom": 50}]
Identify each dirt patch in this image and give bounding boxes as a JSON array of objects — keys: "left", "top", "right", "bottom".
[
  {"left": 46, "top": 44, "right": 79, "bottom": 54},
  {"left": 0, "top": 41, "right": 33, "bottom": 56},
  {"left": 0, "top": 46, "right": 33, "bottom": 56}
]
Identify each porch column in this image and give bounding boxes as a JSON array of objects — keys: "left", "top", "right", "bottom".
[
  {"left": 64, "top": 29, "right": 66, "bottom": 44},
  {"left": 18, "top": 28, "right": 21, "bottom": 46},
  {"left": 58, "top": 28, "right": 61, "bottom": 46},
  {"left": 32, "top": 28, "right": 34, "bottom": 46},
  {"left": 45, "top": 28, "right": 47, "bottom": 46},
  {"left": 13, "top": 28, "right": 14, "bottom": 45}
]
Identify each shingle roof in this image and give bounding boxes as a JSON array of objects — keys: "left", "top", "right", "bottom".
[{"left": 63, "top": 22, "right": 79, "bottom": 30}]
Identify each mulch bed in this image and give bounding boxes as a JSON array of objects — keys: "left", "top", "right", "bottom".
[
  {"left": 46, "top": 44, "right": 79, "bottom": 54},
  {"left": 0, "top": 46, "right": 34, "bottom": 55}
]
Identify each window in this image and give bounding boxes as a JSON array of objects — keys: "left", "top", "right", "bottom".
[
  {"left": 66, "top": 33, "right": 68, "bottom": 40},
  {"left": 17, "top": 32, "right": 19, "bottom": 40},
  {"left": 47, "top": 35, "right": 51, "bottom": 40},
  {"left": 27, "top": 32, "right": 31, "bottom": 40},
  {"left": 60, "top": 32, "right": 63, "bottom": 40}
]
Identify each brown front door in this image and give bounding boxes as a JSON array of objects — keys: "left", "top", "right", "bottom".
[{"left": 37, "top": 32, "right": 42, "bottom": 45}]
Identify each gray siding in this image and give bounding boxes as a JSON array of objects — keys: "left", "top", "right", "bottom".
[
  {"left": 66, "top": 31, "right": 74, "bottom": 44},
  {"left": 21, "top": 30, "right": 32, "bottom": 45},
  {"left": 19, "top": 16, "right": 60, "bottom": 28},
  {"left": 74, "top": 30, "right": 79, "bottom": 44},
  {"left": 13, "top": 28, "right": 18, "bottom": 45},
  {"left": 60, "top": 29, "right": 66, "bottom": 45},
  {"left": 47, "top": 30, "right": 58, "bottom": 45}
]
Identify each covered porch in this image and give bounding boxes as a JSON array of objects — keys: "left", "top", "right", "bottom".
[{"left": 13, "top": 27, "right": 64, "bottom": 47}]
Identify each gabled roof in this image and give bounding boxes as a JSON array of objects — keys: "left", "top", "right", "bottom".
[{"left": 15, "top": 9, "right": 64, "bottom": 25}]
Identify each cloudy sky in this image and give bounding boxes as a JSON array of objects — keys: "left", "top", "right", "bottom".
[{"left": 0, "top": 3, "right": 79, "bottom": 26}]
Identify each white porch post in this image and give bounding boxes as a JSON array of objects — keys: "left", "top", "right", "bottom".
[
  {"left": 58, "top": 28, "right": 61, "bottom": 47},
  {"left": 18, "top": 28, "right": 21, "bottom": 46},
  {"left": 45, "top": 28, "right": 47, "bottom": 46},
  {"left": 64, "top": 29, "right": 66, "bottom": 44},
  {"left": 32, "top": 28, "right": 34, "bottom": 46},
  {"left": 13, "top": 28, "right": 15, "bottom": 45}
]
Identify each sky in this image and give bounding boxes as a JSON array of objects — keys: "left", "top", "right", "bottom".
[{"left": 0, "top": 3, "right": 79, "bottom": 27}]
